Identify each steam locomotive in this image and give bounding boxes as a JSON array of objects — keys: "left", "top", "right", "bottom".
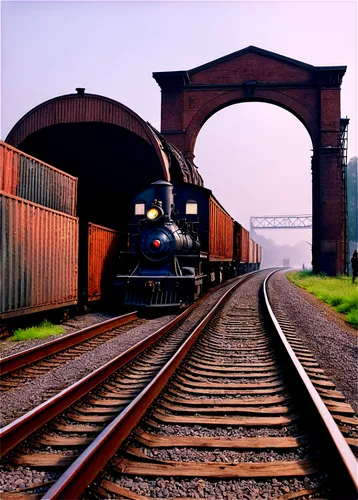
[{"left": 114, "top": 180, "right": 262, "bottom": 307}]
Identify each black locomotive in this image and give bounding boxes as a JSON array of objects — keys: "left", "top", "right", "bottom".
[
  {"left": 114, "top": 180, "right": 262, "bottom": 307},
  {"left": 114, "top": 181, "right": 204, "bottom": 307}
]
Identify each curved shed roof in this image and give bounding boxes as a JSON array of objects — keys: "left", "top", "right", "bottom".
[{"left": 6, "top": 90, "right": 170, "bottom": 181}]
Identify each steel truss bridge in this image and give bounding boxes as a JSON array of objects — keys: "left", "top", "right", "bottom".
[{"left": 250, "top": 215, "right": 312, "bottom": 229}]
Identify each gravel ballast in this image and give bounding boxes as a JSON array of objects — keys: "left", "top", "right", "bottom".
[
  {"left": 267, "top": 270, "right": 358, "bottom": 413},
  {"left": 0, "top": 464, "right": 59, "bottom": 494},
  {"left": 115, "top": 474, "right": 326, "bottom": 499},
  {"left": 146, "top": 422, "right": 303, "bottom": 438},
  {"left": 138, "top": 446, "right": 311, "bottom": 463}
]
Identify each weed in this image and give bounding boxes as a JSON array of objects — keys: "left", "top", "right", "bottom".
[{"left": 11, "top": 320, "right": 65, "bottom": 341}]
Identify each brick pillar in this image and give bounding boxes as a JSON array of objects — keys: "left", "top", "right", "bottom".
[
  {"left": 314, "top": 80, "right": 345, "bottom": 275},
  {"left": 311, "top": 152, "right": 320, "bottom": 273},
  {"left": 313, "top": 147, "right": 344, "bottom": 275},
  {"left": 153, "top": 71, "right": 189, "bottom": 151}
]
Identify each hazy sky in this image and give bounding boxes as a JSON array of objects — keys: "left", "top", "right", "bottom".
[{"left": 1, "top": 0, "right": 357, "bottom": 245}]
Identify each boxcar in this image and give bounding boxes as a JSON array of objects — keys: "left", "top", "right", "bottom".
[
  {"left": 0, "top": 192, "right": 78, "bottom": 319},
  {"left": 86, "top": 223, "right": 128, "bottom": 302},
  {"left": 0, "top": 141, "right": 77, "bottom": 216}
]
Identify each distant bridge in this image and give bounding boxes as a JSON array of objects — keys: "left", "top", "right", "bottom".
[{"left": 250, "top": 215, "right": 312, "bottom": 229}]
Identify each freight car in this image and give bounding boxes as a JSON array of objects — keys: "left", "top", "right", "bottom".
[
  {"left": 0, "top": 142, "right": 128, "bottom": 321},
  {"left": 0, "top": 192, "right": 79, "bottom": 319},
  {"left": 114, "top": 180, "right": 262, "bottom": 307}
]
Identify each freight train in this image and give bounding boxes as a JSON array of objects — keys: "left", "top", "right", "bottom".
[
  {"left": 114, "top": 180, "right": 262, "bottom": 307},
  {"left": 0, "top": 141, "right": 261, "bottom": 321}
]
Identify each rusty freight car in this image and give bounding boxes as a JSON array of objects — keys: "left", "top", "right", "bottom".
[
  {"left": 0, "top": 141, "right": 77, "bottom": 216},
  {"left": 233, "top": 222, "right": 251, "bottom": 273},
  {"left": 209, "top": 197, "right": 234, "bottom": 262},
  {"left": 86, "top": 223, "right": 128, "bottom": 303},
  {"left": 0, "top": 193, "right": 78, "bottom": 319}
]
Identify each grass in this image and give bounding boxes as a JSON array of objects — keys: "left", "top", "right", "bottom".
[
  {"left": 287, "top": 271, "right": 358, "bottom": 329},
  {"left": 11, "top": 320, "right": 65, "bottom": 341}
]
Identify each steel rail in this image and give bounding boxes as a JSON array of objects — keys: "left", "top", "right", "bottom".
[
  {"left": 0, "top": 311, "right": 138, "bottom": 376},
  {"left": 0, "top": 272, "right": 256, "bottom": 458},
  {"left": 0, "top": 307, "right": 189, "bottom": 458},
  {"left": 263, "top": 269, "right": 358, "bottom": 494},
  {"left": 43, "top": 272, "right": 246, "bottom": 499}
]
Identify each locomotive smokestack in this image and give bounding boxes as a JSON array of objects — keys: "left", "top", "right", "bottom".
[{"left": 152, "top": 180, "right": 173, "bottom": 216}]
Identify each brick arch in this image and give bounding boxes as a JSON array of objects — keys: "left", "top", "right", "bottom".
[
  {"left": 185, "top": 89, "right": 318, "bottom": 154},
  {"left": 153, "top": 46, "right": 347, "bottom": 275},
  {"left": 6, "top": 92, "right": 170, "bottom": 180}
]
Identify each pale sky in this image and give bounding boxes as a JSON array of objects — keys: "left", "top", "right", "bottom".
[{"left": 1, "top": 0, "right": 357, "bottom": 245}]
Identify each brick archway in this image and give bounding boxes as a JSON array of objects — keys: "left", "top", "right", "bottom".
[
  {"left": 184, "top": 90, "right": 318, "bottom": 155},
  {"left": 153, "top": 46, "right": 347, "bottom": 275}
]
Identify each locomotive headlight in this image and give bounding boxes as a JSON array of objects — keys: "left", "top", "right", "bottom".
[
  {"left": 147, "top": 207, "right": 160, "bottom": 220},
  {"left": 146, "top": 205, "right": 164, "bottom": 221}
]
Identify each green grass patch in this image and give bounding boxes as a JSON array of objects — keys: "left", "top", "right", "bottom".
[
  {"left": 11, "top": 320, "right": 65, "bottom": 341},
  {"left": 287, "top": 271, "right": 358, "bottom": 329}
]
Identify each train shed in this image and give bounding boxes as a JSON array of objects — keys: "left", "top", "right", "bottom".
[{"left": 5, "top": 89, "right": 202, "bottom": 230}]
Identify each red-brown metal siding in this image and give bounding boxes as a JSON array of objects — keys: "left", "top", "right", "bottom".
[
  {"left": 240, "top": 226, "right": 250, "bottom": 263},
  {"left": 249, "top": 238, "right": 254, "bottom": 264},
  {"left": 233, "top": 222, "right": 249, "bottom": 263},
  {"left": 208, "top": 197, "right": 234, "bottom": 261},
  {"left": 0, "top": 141, "right": 77, "bottom": 216},
  {"left": 88, "top": 223, "right": 128, "bottom": 302},
  {"left": 0, "top": 192, "right": 78, "bottom": 319}
]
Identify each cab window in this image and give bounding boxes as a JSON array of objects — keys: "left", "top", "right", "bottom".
[
  {"left": 135, "top": 202, "right": 145, "bottom": 215},
  {"left": 185, "top": 200, "right": 198, "bottom": 215}
]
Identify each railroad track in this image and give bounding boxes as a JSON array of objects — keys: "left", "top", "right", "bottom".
[
  {"left": 0, "top": 312, "right": 140, "bottom": 391},
  {"left": 32, "top": 268, "right": 356, "bottom": 500},
  {"left": 265, "top": 299, "right": 358, "bottom": 451},
  {"left": 0, "top": 272, "right": 258, "bottom": 497},
  {"left": 0, "top": 274, "right": 250, "bottom": 393}
]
